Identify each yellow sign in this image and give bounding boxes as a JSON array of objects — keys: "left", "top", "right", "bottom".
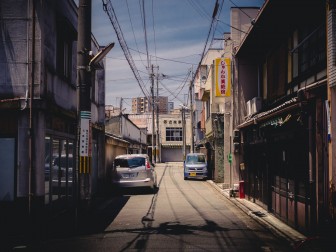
[{"left": 215, "top": 58, "right": 231, "bottom": 97}]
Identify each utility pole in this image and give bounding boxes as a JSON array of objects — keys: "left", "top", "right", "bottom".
[
  {"left": 151, "top": 64, "right": 155, "bottom": 163},
  {"left": 181, "top": 107, "right": 186, "bottom": 161},
  {"left": 155, "top": 68, "right": 160, "bottom": 163},
  {"left": 77, "top": 0, "right": 92, "bottom": 205},
  {"left": 189, "top": 80, "right": 194, "bottom": 153}
]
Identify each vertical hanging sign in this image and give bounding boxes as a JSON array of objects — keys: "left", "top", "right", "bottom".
[
  {"left": 215, "top": 58, "right": 231, "bottom": 97},
  {"left": 80, "top": 111, "right": 91, "bottom": 157}
]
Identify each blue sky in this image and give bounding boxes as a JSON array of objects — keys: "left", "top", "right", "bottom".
[{"left": 91, "top": 0, "right": 265, "bottom": 111}]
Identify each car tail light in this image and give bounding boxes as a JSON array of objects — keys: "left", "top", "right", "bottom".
[{"left": 146, "top": 160, "right": 151, "bottom": 169}]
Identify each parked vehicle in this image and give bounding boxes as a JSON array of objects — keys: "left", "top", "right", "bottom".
[
  {"left": 184, "top": 153, "right": 207, "bottom": 180},
  {"left": 112, "top": 154, "right": 158, "bottom": 192}
]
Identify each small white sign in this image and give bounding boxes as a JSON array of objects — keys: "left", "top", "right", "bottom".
[{"left": 80, "top": 111, "right": 91, "bottom": 157}]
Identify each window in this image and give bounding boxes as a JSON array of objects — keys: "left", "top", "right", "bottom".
[
  {"left": 186, "top": 154, "right": 206, "bottom": 164},
  {"left": 56, "top": 18, "right": 76, "bottom": 81},
  {"left": 57, "top": 34, "right": 73, "bottom": 80},
  {"left": 291, "top": 25, "right": 326, "bottom": 80},
  {"left": 166, "top": 127, "right": 182, "bottom": 141},
  {"left": 45, "top": 136, "right": 75, "bottom": 205},
  {"left": 206, "top": 99, "right": 211, "bottom": 120},
  {"left": 114, "top": 157, "right": 145, "bottom": 168},
  {"left": 298, "top": 26, "right": 326, "bottom": 74}
]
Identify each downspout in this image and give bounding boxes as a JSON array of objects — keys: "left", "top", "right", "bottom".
[
  {"left": 22, "top": 0, "right": 30, "bottom": 110},
  {"left": 28, "top": 0, "right": 36, "bottom": 215}
]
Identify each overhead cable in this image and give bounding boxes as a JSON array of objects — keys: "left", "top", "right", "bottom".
[
  {"left": 191, "top": 0, "right": 223, "bottom": 86},
  {"left": 102, "top": 0, "right": 150, "bottom": 99},
  {"left": 125, "top": 0, "right": 147, "bottom": 68}
]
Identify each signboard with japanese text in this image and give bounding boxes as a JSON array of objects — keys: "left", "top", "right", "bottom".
[
  {"left": 215, "top": 58, "right": 231, "bottom": 97},
  {"left": 79, "top": 111, "right": 92, "bottom": 157}
]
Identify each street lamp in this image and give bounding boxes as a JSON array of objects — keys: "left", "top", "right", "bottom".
[{"left": 88, "top": 42, "right": 115, "bottom": 71}]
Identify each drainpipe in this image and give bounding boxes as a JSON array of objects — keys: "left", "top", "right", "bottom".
[
  {"left": 28, "top": 0, "right": 36, "bottom": 216},
  {"left": 22, "top": 0, "right": 30, "bottom": 111}
]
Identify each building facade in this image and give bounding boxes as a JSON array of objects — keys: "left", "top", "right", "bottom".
[
  {"left": 195, "top": 49, "right": 224, "bottom": 181},
  {"left": 105, "top": 114, "right": 147, "bottom": 154},
  {"left": 159, "top": 113, "right": 191, "bottom": 162},
  {"left": 232, "top": 0, "right": 330, "bottom": 234},
  {"left": 0, "top": 0, "right": 107, "bottom": 233}
]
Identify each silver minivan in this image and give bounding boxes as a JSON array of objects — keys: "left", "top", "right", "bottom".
[
  {"left": 112, "top": 154, "right": 158, "bottom": 192},
  {"left": 184, "top": 153, "right": 208, "bottom": 180}
]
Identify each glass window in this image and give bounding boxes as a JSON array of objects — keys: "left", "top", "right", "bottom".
[
  {"left": 51, "top": 139, "right": 60, "bottom": 202},
  {"left": 44, "top": 137, "right": 51, "bottom": 204},
  {"left": 56, "top": 18, "right": 76, "bottom": 81},
  {"left": 186, "top": 154, "right": 206, "bottom": 164},
  {"left": 67, "top": 140, "right": 74, "bottom": 199},
  {"left": 115, "top": 157, "right": 146, "bottom": 168},
  {"left": 166, "top": 127, "right": 182, "bottom": 141},
  {"left": 292, "top": 25, "right": 326, "bottom": 79},
  {"left": 45, "top": 136, "right": 75, "bottom": 205}
]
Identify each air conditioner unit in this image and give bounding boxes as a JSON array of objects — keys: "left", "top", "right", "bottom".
[
  {"left": 246, "top": 100, "right": 252, "bottom": 117},
  {"left": 250, "top": 97, "right": 262, "bottom": 114}
]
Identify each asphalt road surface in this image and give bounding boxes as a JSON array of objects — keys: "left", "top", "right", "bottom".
[{"left": 32, "top": 163, "right": 294, "bottom": 252}]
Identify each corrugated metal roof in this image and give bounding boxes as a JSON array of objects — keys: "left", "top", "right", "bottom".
[{"left": 237, "top": 97, "right": 299, "bottom": 129}]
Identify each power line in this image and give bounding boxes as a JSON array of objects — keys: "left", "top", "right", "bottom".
[
  {"left": 191, "top": 0, "right": 222, "bottom": 85},
  {"left": 228, "top": 0, "right": 254, "bottom": 20},
  {"left": 187, "top": 0, "right": 211, "bottom": 22},
  {"left": 151, "top": 0, "right": 158, "bottom": 66},
  {"left": 125, "top": 0, "right": 148, "bottom": 68},
  {"left": 140, "top": 0, "right": 151, "bottom": 70},
  {"left": 128, "top": 48, "right": 199, "bottom": 66},
  {"left": 102, "top": 0, "right": 151, "bottom": 99}
]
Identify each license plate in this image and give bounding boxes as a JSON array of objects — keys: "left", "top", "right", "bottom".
[
  {"left": 189, "top": 172, "right": 196, "bottom": 177},
  {"left": 122, "top": 173, "right": 137, "bottom": 178}
]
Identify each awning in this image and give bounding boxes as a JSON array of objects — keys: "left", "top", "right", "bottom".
[
  {"left": 237, "top": 97, "right": 300, "bottom": 129},
  {"left": 238, "top": 78, "right": 328, "bottom": 130}
]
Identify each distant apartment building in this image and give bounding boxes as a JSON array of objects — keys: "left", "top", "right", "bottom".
[
  {"left": 132, "top": 96, "right": 168, "bottom": 114},
  {"left": 168, "top": 102, "right": 174, "bottom": 113}
]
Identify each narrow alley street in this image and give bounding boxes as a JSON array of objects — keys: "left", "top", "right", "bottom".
[{"left": 29, "top": 163, "right": 294, "bottom": 252}]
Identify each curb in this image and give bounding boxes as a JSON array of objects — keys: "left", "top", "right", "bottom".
[{"left": 207, "top": 180, "right": 306, "bottom": 247}]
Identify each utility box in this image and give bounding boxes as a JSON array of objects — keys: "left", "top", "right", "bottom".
[{"left": 239, "top": 180, "right": 245, "bottom": 199}]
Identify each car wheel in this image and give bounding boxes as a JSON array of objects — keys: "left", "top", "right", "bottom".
[
  {"left": 184, "top": 177, "right": 188, "bottom": 180},
  {"left": 150, "top": 184, "right": 158, "bottom": 194}
]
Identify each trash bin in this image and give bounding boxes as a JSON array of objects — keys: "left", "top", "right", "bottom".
[{"left": 239, "top": 180, "right": 245, "bottom": 199}]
